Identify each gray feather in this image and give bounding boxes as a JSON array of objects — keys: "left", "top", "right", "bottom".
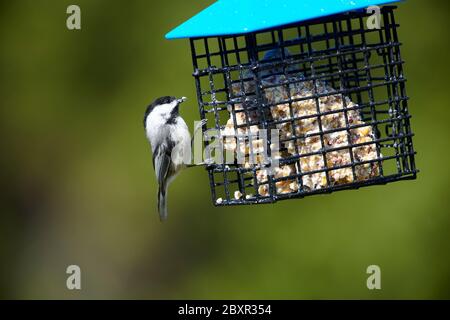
[
  {"left": 152, "top": 143, "right": 172, "bottom": 221},
  {"left": 158, "top": 184, "right": 168, "bottom": 222}
]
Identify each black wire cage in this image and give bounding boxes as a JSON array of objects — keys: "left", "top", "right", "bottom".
[{"left": 188, "top": 5, "right": 417, "bottom": 206}]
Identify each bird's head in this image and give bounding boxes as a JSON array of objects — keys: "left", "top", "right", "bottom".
[{"left": 144, "top": 96, "right": 187, "bottom": 128}]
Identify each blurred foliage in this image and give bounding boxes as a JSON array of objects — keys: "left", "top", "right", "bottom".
[{"left": 0, "top": 0, "right": 449, "bottom": 299}]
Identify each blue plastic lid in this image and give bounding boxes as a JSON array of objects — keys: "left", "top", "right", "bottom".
[{"left": 166, "top": 0, "right": 401, "bottom": 39}]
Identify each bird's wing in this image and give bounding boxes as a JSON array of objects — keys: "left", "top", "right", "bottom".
[{"left": 152, "top": 142, "right": 172, "bottom": 187}]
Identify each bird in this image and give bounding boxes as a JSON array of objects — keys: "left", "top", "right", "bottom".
[
  {"left": 144, "top": 96, "right": 206, "bottom": 221},
  {"left": 261, "top": 47, "right": 303, "bottom": 78},
  {"left": 242, "top": 47, "right": 301, "bottom": 79}
]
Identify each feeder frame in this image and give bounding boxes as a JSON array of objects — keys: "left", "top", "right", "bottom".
[{"left": 188, "top": 5, "right": 417, "bottom": 206}]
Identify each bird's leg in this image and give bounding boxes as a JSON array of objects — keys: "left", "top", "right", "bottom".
[
  {"left": 186, "top": 158, "right": 214, "bottom": 168},
  {"left": 186, "top": 163, "right": 202, "bottom": 168}
]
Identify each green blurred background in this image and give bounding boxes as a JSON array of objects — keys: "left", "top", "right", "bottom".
[{"left": 0, "top": 0, "right": 449, "bottom": 299}]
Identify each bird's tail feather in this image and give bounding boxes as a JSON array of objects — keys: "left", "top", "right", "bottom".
[{"left": 158, "top": 185, "right": 168, "bottom": 222}]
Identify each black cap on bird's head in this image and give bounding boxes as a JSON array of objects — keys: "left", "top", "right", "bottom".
[{"left": 144, "top": 96, "right": 187, "bottom": 127}]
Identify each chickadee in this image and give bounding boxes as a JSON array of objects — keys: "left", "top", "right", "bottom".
[{"left": 144, "top": 96, "right": 205, "bottom": 221}]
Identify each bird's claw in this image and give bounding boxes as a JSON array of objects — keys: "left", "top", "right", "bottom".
[
  {"left": 194, "top": 119, "right": 208, "bottom": 135},
  {"left": 196, "top": 119, "right": 208, "bottom": 130}
]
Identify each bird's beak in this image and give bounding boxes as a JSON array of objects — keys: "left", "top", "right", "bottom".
[{"left": 177, "top": 97, "right": 187, "bottom": 104}]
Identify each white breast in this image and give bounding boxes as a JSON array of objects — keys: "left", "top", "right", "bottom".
[
  {"left": 145, "top": 102, "right": 173, "bottom": 147},
  {"left": 145, "top": 104, "right": 192, "bottom": 170}
]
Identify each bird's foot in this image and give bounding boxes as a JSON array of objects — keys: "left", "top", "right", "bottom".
[
  {"left": 194, "top": 119, "right": 208, "bottom": 134},
  {"left": 186, "top": 157, "right": 214, "bottom": 168}
]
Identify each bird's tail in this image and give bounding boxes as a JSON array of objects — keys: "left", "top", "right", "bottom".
[{"left": 158, "top": 184, "right": 168, "bottom": 222}]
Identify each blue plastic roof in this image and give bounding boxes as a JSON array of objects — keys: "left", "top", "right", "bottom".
[{"left": 166, "top": 0, "right": 401, "bottom": 39}]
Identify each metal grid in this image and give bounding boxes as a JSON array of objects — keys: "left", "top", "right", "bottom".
[{"left": 190, "top": 6, "right": 417, "bottom": 206}]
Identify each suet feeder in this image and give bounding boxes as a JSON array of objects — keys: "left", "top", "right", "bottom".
[{"left": 166, "top": 0, "right": 417, "bottom": 206}]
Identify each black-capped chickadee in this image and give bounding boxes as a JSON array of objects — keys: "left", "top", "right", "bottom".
[{"left": 144, "top": 96, "right": 205, "bottom": 221}]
